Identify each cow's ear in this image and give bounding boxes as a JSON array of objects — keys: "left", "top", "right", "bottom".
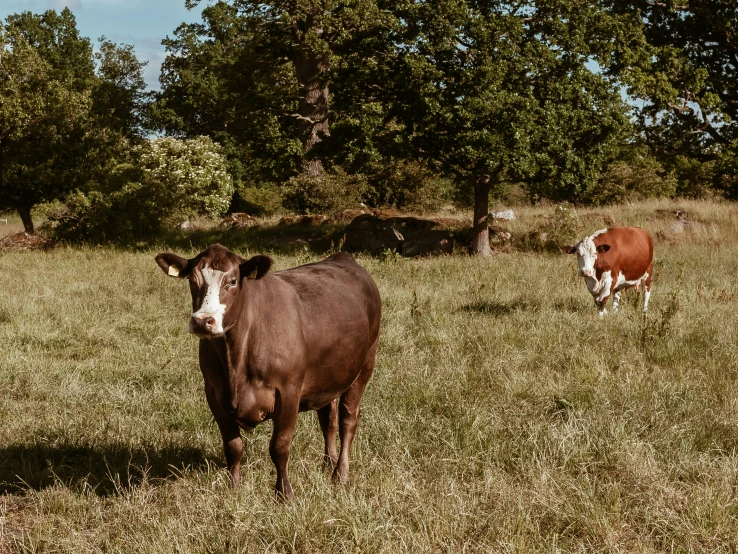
[
  {"left": 240, "top": 255, "right": 273, "bottom": 280},
  {"left": 155, "top": 253, "right": 191, "bottom": 278},
  {"left": 561, "top": 245, "right": 577, "bottom": 254},
  {"left": 596, "top": 244, "right": 611, "bottom": 253}
]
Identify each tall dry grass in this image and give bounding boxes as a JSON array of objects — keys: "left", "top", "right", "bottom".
[{"left": 0, "top": 199, "right": 737, "bottom": 552}]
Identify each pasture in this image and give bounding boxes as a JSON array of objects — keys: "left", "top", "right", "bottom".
[{"left": 1, "top": 200, "right": 738, "bottom": 552}]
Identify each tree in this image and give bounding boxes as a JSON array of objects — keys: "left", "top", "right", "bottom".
[
  {"left": 156, "top": 0, "right": 387, "bottom": 181},
  {"left": 0, "top": 9, "right": 149, "bottom": 233},
  {"left": 153, "top": 1, "right": 302, "bottom": 187},
  {"left": 602, "top": 0, "right": 738, "bottom": 194},
  {"left": 0, "top": 10, "right": 94, "bottom": 233},
  {"left": 370, "top": 0, "right": 631, "bottom": 255}
]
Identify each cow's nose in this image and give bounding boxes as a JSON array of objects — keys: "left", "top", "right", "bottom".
[
  {"left": 580, "top": 269, "right": 594, "bottom": 278},
  {"left": 190, "top": 315, "right": 215, "bottom": 333}
]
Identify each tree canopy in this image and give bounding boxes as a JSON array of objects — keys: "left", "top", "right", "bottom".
[
  {"left": 603, "top": 0, "right": 738, "bottom": 195},
  {"left": 0, "top": 9, "right": 149, "bottom": 232}
]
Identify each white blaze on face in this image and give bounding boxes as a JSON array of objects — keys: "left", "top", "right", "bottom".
[
  {"left": 575, "top": 237, "right": 598, "bottom": 280},
  {"left": 575, "top": 229, "right": 609, "bottom": 291},
  {"left": 192, "top": 265, "right": 227, "bottom": 335}
]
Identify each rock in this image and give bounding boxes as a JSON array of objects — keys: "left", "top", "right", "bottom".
[
  {"left": 489, "top": 225, "right": 513, "bottom": 243},
  {"left": 659, "top": 221, "right": 686, "bottom": 238},
  {"left": 372, "top": 208, "right": 404, "bottom": 219},
  {"left": 326, "top": 208, "right": 370, "bottom": 224},
  {"left": 219, "top": 212, "right": 258, "bottom": 229},
  {"left": 277, "top": 215, "right": 329, "bottom": 226},
  {"left": 343, "top": 214, "right": 454, "bottom": 257},
  {"left": 657, "top": 219, "right": 716, "bottom": 241},
  {"left": 402, "top": 230, "right": 454, "bottom": 257},
  {"left": 655, "top": 209, "right": 689, "bottom": 221},
  {"left": 178, "top": 220, "right": 195, "bottom": 231},
  {"left": 0, "top": 232, "right": 54, "bottom": 251},
  {"left": 488, "top": 209, "right": 515, "bottom": 221},
  {"left": 344, "top": 215, "right": 404, "bottom": 254}
]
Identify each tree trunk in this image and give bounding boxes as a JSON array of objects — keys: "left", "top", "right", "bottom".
[
  {"left": 17, "top": 204, "right": 34, "bottom": 234},
  {"left": 471, "top": 175, "right": 492, "bottom": 257},
  {"left": 294, "top": 46, "right": 329, "bottom": 177}
]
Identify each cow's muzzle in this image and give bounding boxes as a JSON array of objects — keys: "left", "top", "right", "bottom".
[
  {"left": 189, "top": 315, "right": 218, "bottom": 337},
  {"left": 579, "top": 269, "right": 594, "bottom": 278}
]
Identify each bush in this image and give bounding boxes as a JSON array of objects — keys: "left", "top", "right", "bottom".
[
  {"left": 233, "top": 183, "right": 284, "bottom": 216},
  {"left": 589, "top": 152, "right": 677, "bottom": 204},
  {"left": 43, "top": 185, "right": 164, "bottom": 242},
  {"left": 365, "top": 160, "right": 451, "bottom": 213},
  {"left": 135, "top": 136, "right": 233, "bottom": 220},
  {"left": 282, "top": 169, "right": 369, "bottom": 214},
  {"left": 45, "top": 136, "right": 233, "bottom": 242}
]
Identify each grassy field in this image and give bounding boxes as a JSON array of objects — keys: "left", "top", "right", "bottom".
[{"left": 1, "top": 199, "right": 738, "bottom": 552}]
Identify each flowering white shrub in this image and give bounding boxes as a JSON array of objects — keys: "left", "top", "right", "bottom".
[{"left": 135, "top": 136, "right": 233, "bottom": 219}]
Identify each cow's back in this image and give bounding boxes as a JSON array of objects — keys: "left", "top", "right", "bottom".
[{"left": 593, "top": 227, "right": 653, "bottom": 280}]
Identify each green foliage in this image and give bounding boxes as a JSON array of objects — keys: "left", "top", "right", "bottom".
[
  {"left": 0, "top": 9, "right": 149, "bottom": 232},
  {"left": 374, "top": 0, "right": 632, "bottom": 204},
  {"left": 282, "top": 168, "right": 368, "bottom": 214},
  {"left": 365, "top": 160, "right": 451, "bottom": 213},
  {"left": 152, "top": 1, "right": 302, "bottom": 185},
  {"left": 547, "top": 203, "right": 582, "bottom": 246},
  {"left": 45, "top": 137, "right": 233, "bottom": 242},
  {"left": 588, "top": 147, "right": 678, "bottom": 204},
  {"left": 0, "top": 10, "right": 94, "bottom": 227},
  {"left": 135, "top": 136, "right": 233, "bottom": 219},
  {"left": 43, "top": 186, "right": 163, "bottom": 242},
  {"left": 603, "top": 0, "right": 738, "bottom": 196},
  {"left": 234, "top": 183, "right": 284, "bottom": 216}
]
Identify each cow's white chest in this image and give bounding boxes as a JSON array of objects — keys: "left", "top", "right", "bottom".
[
  {"left": 584, "top": 270, "right": 611, "bottom": 298},
  {"left": 193, "top": 266, "right": 227, "bottom": 334}
]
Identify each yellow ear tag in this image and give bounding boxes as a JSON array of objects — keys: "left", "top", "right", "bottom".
[
  {"left": 248, "top": 269, "right": 258, "bottom": 279},
  {"left": 168, "top": 265, "right": 180, "bottom": 277}
]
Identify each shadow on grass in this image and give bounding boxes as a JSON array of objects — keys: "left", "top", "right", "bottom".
[
  {"left": 460, "top": 299, "right": 540, "bottom": 316},
  {"left": 0, "top": 442, "right": 220, "bottom": 496}
]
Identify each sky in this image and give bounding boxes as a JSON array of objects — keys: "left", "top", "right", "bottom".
[{"left": 0, "top": 0, "right": 206, "bottom": 90}]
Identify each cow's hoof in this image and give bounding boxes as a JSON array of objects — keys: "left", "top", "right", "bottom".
[
  {"left": 323, "top": 456, "right": 338, "bottom": 472},
  {"left": 332, "top": 469, "right": 349, "bottom": 485}
]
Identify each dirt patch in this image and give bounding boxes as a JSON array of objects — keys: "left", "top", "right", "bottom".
[{"left": 0, "top": 233, "right": 54, "bottom": 251}]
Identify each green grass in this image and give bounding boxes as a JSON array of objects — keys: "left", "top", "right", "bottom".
[{"left": 1, "top": 199, "right": 738, "bottom": 552}]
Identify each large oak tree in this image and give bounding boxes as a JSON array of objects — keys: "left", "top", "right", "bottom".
[{"left": 0, "top": 9, "right": 148, "bottom": 233}]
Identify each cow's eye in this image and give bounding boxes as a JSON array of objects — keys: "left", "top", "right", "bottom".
[{"left": 229, "top": 278, "right": 237, "bottom": 288}]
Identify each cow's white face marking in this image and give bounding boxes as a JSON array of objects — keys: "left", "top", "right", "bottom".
[
  {"left": 191, "top": 265, "right": 227, "bottom": 336},
  {"left": 574, "top": 237, "right": 598, "bottom": 281}
]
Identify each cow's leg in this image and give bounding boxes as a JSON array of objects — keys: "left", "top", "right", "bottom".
[
  {"left": 334, "top": 339, "right": 378, "bottom": 484},
  {"left": 598, "top": 295, "right": 609, "bottom": 317},
  {"left": 612, "top": 291, "right": 622, "bottom": 312},
  {"left": 643, "top": 263, "right": 654, "bottom": 312},
  {"left": 270, "top": 389, "right": 300, "bottom": 500},
  {"left": 317, "top": 399, "right": 338, "bottom": 471},
  {"left": 205, "top": 386, "right": 243, "bottom": 488}
]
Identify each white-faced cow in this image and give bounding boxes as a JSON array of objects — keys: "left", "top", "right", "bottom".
[
  {"left": 564, "top": 227, "right": 653, "bottom": 316},
  {"left": 155, "top": 245, "right": 381, "bottom": 499}
]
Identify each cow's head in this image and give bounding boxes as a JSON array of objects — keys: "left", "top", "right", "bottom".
[
  {"left": 564, "top": 236, "right": 610, "bottom": 279},
  {"left": 155, "top": 244, "right": 272, "bottom": 338}
]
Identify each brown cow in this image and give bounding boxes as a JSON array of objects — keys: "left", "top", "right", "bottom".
[
  {"left": 564, "top": 227, "right": 653, "bottom": 316},
  {"left": 155, "top": 245, "right": 381, "bottom": 499}
]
